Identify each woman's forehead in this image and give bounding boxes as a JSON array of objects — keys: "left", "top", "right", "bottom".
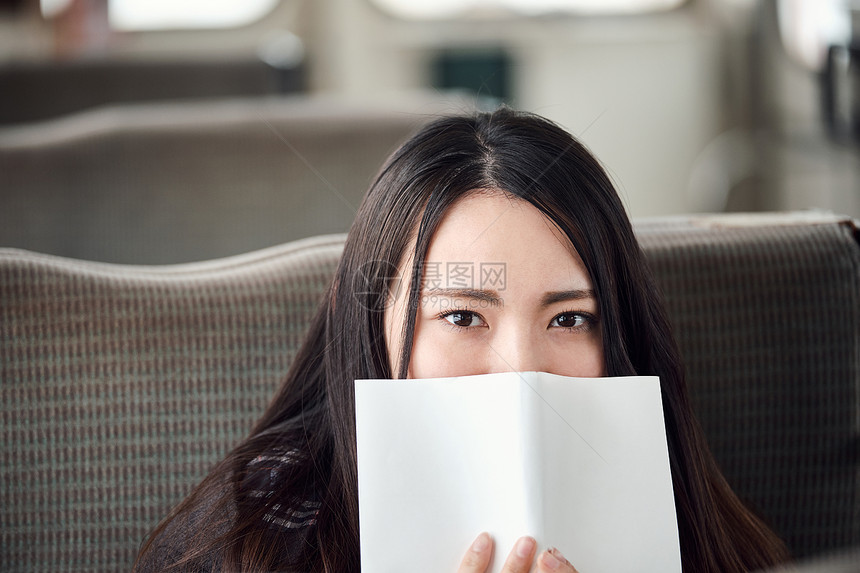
[{"left": 421, "top": 191, "right": 590, "bottom": 292}]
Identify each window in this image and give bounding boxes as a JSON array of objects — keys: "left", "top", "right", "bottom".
[
  {"left": 109, "top": 0, "right": 279, "bottom": 31},
  {"left": 776, "top": 0, "right": 851, "bottom": 70},
  {"left": 370, "top": 0, "right": 686, "bottom": 20},
  {"left": 41, "top": 0, "right": 280, "bottom": 31}
]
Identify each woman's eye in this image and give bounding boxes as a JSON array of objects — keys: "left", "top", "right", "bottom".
[
  {"left": 442, "top": 311, "right": 485, "bottom": 328},
  {"left": 550, "top": 312, "right": 590, "bottom": 329}
]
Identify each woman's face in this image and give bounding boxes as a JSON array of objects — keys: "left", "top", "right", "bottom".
[{"left": 385, "top": 191, "right": 605, "bottom": 379}]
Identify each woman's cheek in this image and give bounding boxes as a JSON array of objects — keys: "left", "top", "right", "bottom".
[
  {"left": 409, "top": 331, "right": 487, "bottom": 379},
  {"left": 545, "top": 336, "right": 606, "bottom": 378}
]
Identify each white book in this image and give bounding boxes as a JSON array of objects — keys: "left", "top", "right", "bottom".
[{"left": 355, "top": 371, "right": 681, "bottom": 573}]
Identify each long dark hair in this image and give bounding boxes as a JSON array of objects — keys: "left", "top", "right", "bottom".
[{"left": 135, "top": 107, "right": 789, "bottom": 572}]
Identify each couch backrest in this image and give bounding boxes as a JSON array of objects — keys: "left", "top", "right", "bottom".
[
  {"left": 0, "top": 95, "right": 461, "bottom": 264},
  {"left": 1, "top": 213, "right": 858, "bottom": 571},
  {"left": 0, "top": 235, "right": 344, "bottom": 571},
  {"left": 0, "top": 59, "right": 304, "bottom": 126},
  {"left": 636, "top": 213, "right": 860, "bottom": 560}
]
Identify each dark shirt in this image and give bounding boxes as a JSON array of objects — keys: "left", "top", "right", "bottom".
[
  {"left": 135, "top": 447, "right": 320, "bottom": 572},
  {"left": 243, "top": 448, "right": 321, "bottom": 531}
]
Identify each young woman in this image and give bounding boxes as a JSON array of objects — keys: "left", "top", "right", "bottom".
[{"left": 135, "top": 107, "right": 789, "bottom": 572}]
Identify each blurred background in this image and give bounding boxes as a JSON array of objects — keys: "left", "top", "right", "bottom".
[{"left": 1, "top": 0, "right": 858, "bottom": 263}]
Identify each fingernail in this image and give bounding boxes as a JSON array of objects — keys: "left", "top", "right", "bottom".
[
  {"left": 542, "top": 548, "right": 562, "bottom": 570},
  {"left": 516, "top": 536, "right": 536, "bottom": 559},
  {"left": 471, "top": 532, "right": 490, "bottom": 553}
]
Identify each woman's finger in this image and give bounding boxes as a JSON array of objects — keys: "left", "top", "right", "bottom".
[
  {"left": 499, "top": 536, "right": 537, "bottom": 573},
  {"left": 536, "top": 547, "right": 579, "bottom": 572},
  {"left": 457, "top": 532, "right": 493, "bottom": 573}
]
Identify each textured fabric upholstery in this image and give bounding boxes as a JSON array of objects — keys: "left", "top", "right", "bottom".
[
  {"left": 1, "top": 213, "right": 858, "bottom": 571},
  {"left": 1, "top": 235, "right": 344, "bottom": 571},
  {"left": 635, "top": 214, "right": 860, "bottom": 561}
]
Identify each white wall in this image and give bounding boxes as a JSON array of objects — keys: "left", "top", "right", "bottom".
[
  {"left": 514, "top": 20, "right": 724, "bottom": 217},
  {"left": 303, "top": 1, "right": 728, "bottom": 217}
]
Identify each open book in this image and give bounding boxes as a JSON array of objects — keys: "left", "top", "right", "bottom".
[{"left": 355, "top": 372, "right": 681, "bottom": 572}]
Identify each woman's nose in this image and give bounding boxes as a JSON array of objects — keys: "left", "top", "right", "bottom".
[{"left": 485, "top": 328, "right": 543, "bottom": 373}]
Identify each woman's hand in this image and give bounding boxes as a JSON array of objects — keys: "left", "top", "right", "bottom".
[{"left": 458, "top": 532, "right": 579, "bottom": 573}]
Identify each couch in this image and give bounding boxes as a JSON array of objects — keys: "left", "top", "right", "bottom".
[
  {"left": 1, "top": 212, "right": 858, "bottom": 571},
  {"left": 0, "top": 58, "right": 304, "bottom": 127},
  {"left": 0, "top": 94, "right": 464, "bottom": 264}
]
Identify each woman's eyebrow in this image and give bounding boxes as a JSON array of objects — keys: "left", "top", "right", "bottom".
[
  {"left": 541, "top": 289, "right": 595, "bottom": 307},
  {"left": 422, "top": 288, "right": 502, "bottom": 304}
]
